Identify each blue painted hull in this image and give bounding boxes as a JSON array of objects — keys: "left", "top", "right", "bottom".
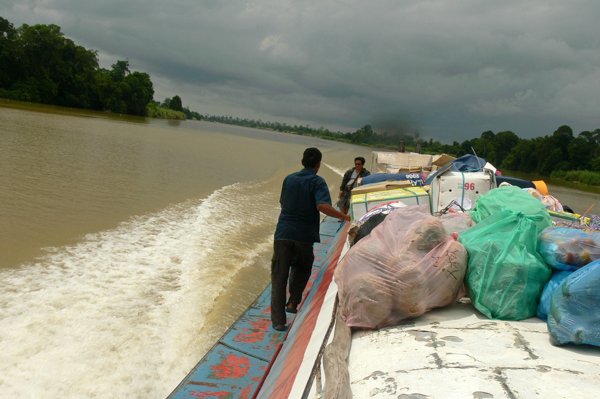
[{"left": 166, "top": 216, "right": 347, "bottom": 399}]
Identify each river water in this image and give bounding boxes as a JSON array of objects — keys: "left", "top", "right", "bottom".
[
  {"left": 1, "top": 100, "right": 599, "bottom": 399},
  {"left": 0, "top": 100, "right": 371, "bottom": 399}
]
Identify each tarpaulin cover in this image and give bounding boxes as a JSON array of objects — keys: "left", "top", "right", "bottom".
[
  {"left": 451, "top": 154, "right": 487, "bottom": 171},
  {"left": 425, "top": 154, "right": 487, "bottom": 184},
  {"left": 538, "top": 227, "right": 600, "bottom": 271},
  {"left": 361, "top": 173, "right": 424, "bottom": 186},
  {"left": 335, "top": 205, "right": 469, "bottom": 329},
  {"left": 470, "top": 186, "right": 552, "bottom": 233},
  {"left": 458, "top": 208, "right": 552, "bottom": 320},
  {"left": 537, "top": 271, "right": 572, "bottom": 321},
  {"left": 547, "top": 259, "right": 600, "bottom": 347}
]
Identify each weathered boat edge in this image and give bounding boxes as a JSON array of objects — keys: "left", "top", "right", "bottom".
[{"left": 166, "top": 216, "right": 348, "bottom": 399}]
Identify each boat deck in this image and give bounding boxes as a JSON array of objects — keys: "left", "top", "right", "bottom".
[
  {"left": 166, "top": 216, "right": 347, "bottom": 399},
  {"left": 346, "top": 298, "right": 600, "bottom": 399}
]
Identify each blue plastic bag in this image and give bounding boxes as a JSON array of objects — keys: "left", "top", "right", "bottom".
[
  {"left": 547, "top": 259, "right": 600, "bottom": 346},
  {"left": 537, "top": 271, "right": 572, "bottom": 321},
  {"left": 538, "top": 227, "right": 600, "bottom": 271}
]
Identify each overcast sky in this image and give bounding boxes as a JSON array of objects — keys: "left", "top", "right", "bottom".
[{"left": 2, "top": 0, "right": 600, "bottom": 142}]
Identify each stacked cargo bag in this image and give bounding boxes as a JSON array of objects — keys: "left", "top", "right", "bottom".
[
  {"left": 470, "top": 185, "right": 552, "bottom": 232},
  {"left": 538, "top": 227, "right": 600, "bottom": 271},
  {"left": 458, "top": 208, "right": 552, "bottom": 320},
  {"left": 335, "top": 205, "right": 469, "bottom": 329},
  {"left": 547, "top": 259, "right": 600, "bottom": 347},
  {"left": 348, "top": 201, "right": 407, "bottom": 245},
  {"left": 537, "top": 271, "right": 572, "bottom": 321},
  {"left": 536, "top": 227, "right": 600, "bottom": 320}
]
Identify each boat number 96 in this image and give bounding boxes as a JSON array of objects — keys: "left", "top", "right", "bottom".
[{"left": 464, "top": 183, "right": 476, "bottom": 190}]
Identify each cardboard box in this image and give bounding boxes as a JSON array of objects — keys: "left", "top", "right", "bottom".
[
  {"left": 429, "top": 170, "right": 495, "bottom": 214},
  {"left": 397, "top": 166, "right": 425, "bottom": 173},
  {"left": 432, "top": 153, "right": 455, "bottom": 167},
  {"left": 370, "top": 152, "right": 434, "bottom": 174},
  {"left": 351, "top": 187, "right": 430, "bottom": 221}
]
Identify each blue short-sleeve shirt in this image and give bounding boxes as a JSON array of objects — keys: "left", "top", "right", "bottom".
[{"left": 274, "top": 168, "right": 332, "bottom": 244}]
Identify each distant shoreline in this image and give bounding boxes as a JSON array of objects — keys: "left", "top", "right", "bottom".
[{"left": 3, "top": 98, "right": 599, "bottom": 191}]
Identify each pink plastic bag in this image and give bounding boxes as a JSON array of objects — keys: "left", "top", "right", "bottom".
[{"left": 335, "top": 205, "right": 469, "bottom": 329}]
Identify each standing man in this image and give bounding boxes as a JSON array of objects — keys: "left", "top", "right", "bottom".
[
  {"left": 271, "top": 148, "right": 350, "bottom": 331},
  {"left": 337, "top": 157, "right": 370, "bottom": 215}
]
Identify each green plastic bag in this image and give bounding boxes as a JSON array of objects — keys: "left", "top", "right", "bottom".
[
  {"left": 458, "top": 208, "right": 552, "bottom": 320},
  {"left": 470, "top": 186, "right": 551, "bottom": 233}
]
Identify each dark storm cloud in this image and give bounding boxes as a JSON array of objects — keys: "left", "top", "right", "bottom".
[{"left": 3, "top": 0, "right": 600, "bottom": 141}]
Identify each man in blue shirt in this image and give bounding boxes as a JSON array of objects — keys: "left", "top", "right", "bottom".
[{"left": 271, "top": 148, "right": 350, "bottom": 331}]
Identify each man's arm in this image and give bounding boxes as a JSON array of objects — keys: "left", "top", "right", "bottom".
[{"left": 317, "top": 203, "right": 351, "bottom": 222}]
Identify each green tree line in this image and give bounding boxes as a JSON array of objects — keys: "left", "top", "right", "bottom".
[
  {"left": 200, "top": 115, "right": 420, "bottom": 149},
  {"left": 0, "top": 17, "right": 153, "bottom": 115},
  {"left": 147, "top": 95, "right": 203, "bottom": 120},
  {"left": 434, "top": 125, "right": 600, "bottom": 179},
  {"left": 201, "top": 114, "right": 600, "bottom": 183},
  {"left": 3, "top": 17, "right": 599, "bottom": 184}
]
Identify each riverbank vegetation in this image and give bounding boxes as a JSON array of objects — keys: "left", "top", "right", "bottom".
[
  {"left": 199, "top": 115, "right": 600, "bottom": 185},
  {"left": 0, "top": 17, "right": 153, "bottom": 116},
  {"left": 147, "top": 102, "right": 186, "bottom": 120},
  {"left": 551, "top": 170, "right": 600, "bottom": 187},
  {"left": 147, "top": 96, "right": 202, "bottom": 120},
  {"left": 447, "top": 125, "right": 600, "bottom": 183},
  {"left": 200, "top": 115, "right": 416, "bottom": 150}
]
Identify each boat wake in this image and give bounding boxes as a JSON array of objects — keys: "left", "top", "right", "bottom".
[
  {"left": 0, "top": 180, "right": 280, "bottom": 399},
  {"left": 324, "top": 162, "right": 346, "bottom": 177}
]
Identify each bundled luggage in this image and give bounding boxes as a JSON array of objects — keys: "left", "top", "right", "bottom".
[
  {"left": 547, "top": 259, "right": 600, "bottom": 347},
  {"left": 348, "top": 201, "right": 406, "bottom": 245},
  {"left": 537, "top": 228, "right": 600, "bottom": 322},
  {"left": 458, "top": 208, "right": 552, "bottom": 320},
  {"left": 538, "top": 227, "right": 600, "bottom": 271},
  {"left": 335, "top": 153, "right": 600, "bottom": 351},
  {"left": 537, "top": 271, "right": 572, "bottom": 321},
  {"left": 335, "top": 205, "right": 470, "bottom": 329},
  {"left": 470, "top": 185, "right": 552, "bottom": 233}
]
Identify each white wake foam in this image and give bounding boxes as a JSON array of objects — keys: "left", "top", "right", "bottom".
[
  {"left": 323, "top": 162, "right": 346, "bottom": 177},
  {"left": 0, "top": 181, "right": 279, "bottom": 398}
]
